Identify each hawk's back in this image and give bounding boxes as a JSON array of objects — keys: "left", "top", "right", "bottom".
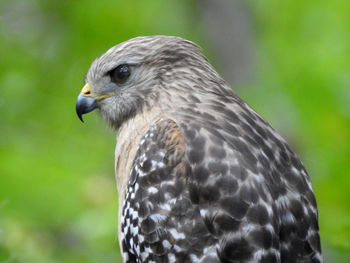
[{"left": 117, "top": 86, "right": 322, "bottom": 263}]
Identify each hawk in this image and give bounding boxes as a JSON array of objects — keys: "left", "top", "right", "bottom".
[{"left": 76, "top": 36, "right": 322, "bottom": 263}]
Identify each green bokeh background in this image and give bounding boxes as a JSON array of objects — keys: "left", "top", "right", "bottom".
[{"left": 0, "top": 0, "right": 349, "bottom": 262}]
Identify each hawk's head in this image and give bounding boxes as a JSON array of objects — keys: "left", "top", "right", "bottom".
[{"left": 76, "top": 35, "right": 219, "bottom": 129}]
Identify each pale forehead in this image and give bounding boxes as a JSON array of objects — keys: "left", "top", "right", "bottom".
[{"left": 86, "top": 36, "right": 200, "bottom": 82}]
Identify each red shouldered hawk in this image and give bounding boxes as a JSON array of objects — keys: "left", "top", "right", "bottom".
[{"left": 76, "top": 36, "right": 322, "bottom": 263}]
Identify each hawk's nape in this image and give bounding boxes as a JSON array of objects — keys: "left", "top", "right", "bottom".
[{"left": 76, "top": 36, "right": 322, "bottom": 263}]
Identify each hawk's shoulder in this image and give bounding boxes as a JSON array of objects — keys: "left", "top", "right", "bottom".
[{"left": 120, "top": 118, "right": 218, "bottom": 262}]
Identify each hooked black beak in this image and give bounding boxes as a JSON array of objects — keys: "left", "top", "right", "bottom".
[{"left": 76, "top": 83, "right": 97, "bottom": 122}]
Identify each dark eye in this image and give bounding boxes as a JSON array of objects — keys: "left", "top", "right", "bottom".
[{"left": 110, "top": 64, "right": 131, "bottom": 84}]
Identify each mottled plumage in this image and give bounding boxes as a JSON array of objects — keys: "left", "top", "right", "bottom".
[{"left": 76, "top": 36, "right": 322, "bottom": 263}]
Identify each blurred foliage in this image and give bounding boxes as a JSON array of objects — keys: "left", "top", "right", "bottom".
[{"left": 0, "top": 0, "right": 349, "bottom": 262}]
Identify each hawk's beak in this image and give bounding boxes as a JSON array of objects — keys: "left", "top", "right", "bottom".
[{"left": 76, "top": 83, "right": 97, "bottom": 122}]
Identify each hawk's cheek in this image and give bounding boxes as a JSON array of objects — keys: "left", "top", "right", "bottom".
[{"left": 76, "top": 94, "right": 97, "bottom": 122}]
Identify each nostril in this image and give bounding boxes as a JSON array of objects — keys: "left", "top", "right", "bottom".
[{"left": 81, "top": 83, "right": 92, "bottom": 96}]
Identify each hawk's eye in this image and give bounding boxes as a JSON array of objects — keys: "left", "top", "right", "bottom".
[{"left": 110, "top": 64, "right": 131, "bottom": 84}]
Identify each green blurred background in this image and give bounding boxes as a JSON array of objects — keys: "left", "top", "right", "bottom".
[{"left": 0, "top": 0, "right": 349, "bottom": 262}]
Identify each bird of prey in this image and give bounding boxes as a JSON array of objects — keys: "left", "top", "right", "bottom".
[{"left": 76, "top": 36, "right": 322, "bottom": 263}]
